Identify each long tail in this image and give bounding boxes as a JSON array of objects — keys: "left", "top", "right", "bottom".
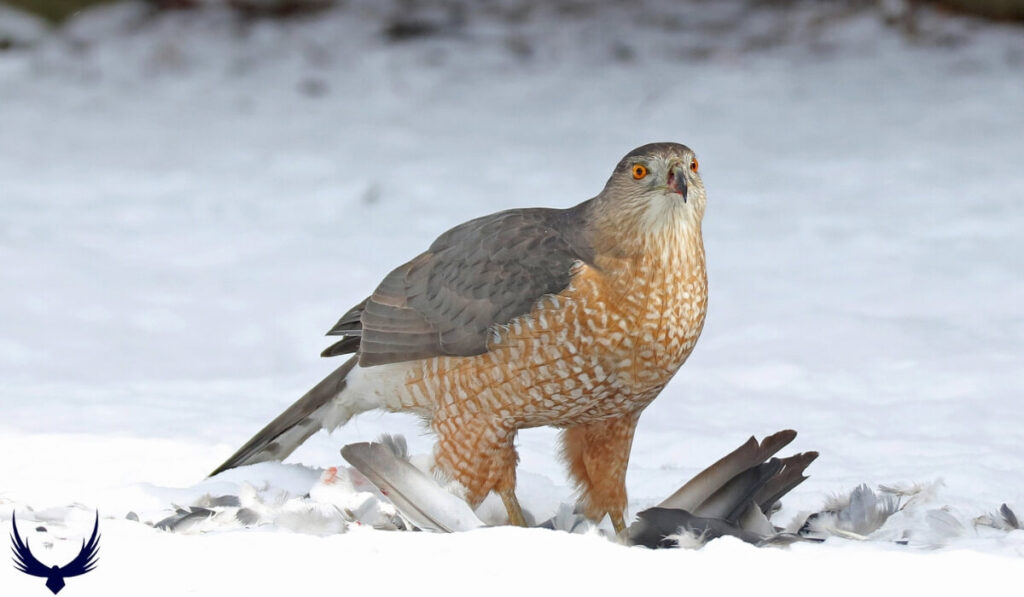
[{"left": 209, "top": 356, "right": 359, "bottom": 476}]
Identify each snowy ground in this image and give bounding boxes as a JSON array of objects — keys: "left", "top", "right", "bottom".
[{"left": 2, "top": 0, "right": 1024, "bottom": 593}]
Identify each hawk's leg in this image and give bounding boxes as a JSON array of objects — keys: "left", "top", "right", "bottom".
[
  {"left": 433, "top": 413, "right": 526, "bottom": 526},
  {"left": 560, "top": 413, "right": 640, "bottom": 534},
  {"left": 498, "top": 488, "right": 527, "bottom": 527}
]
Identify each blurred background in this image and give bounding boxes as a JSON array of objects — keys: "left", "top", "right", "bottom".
[
  {"left": 1, "top": 0, "right": 1022, "bottom": 517},
  {"left": 7, "top": 0, "right": 1024, "bottom": 25}
]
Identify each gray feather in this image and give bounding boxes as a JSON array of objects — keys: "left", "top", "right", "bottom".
[
  {"left": 737, "top": 501, "right": 776, "bottom": 537},
  {"left": 799, "top": 484, "right": 900, "bottom": 539},
  {"left": 628, "top": 507, "right": 769, "bottom": 548},
  {"left": 375, "top": 433, "right": 409, "bottom": 461},
  {"left": 320, "top": 335, "right": 361, "bottom": 358},
  {"left": 975, "top": 503, "right": 1021, "bottom": 531},
  {"left": 754, "top": 451, "right": 819, "bottom": 514},
  {"left": 325, "top": 299, "right": 367, "bottom": 336},
  {"left": 209, "top": 356, "right": 357, "bottom": 476},
  {"left": 537, "top": 504, "right": 591, "bottom": 534},
  {"left": 631, "top": 430, "right": 818, "bottom": 549},
  {"left": 692, "top": 459, "right": 783, "bottom": 522},
  {"left": 658, "top": 429, "right": 796, "bottom": 511},
  {"left": 1000, "top": 504, "right": 1020, "bottom": 529},
  {"left": 194, "top": 494, "right": 242, "bottom": 508},
  {"left": 341, "top": 441, "right": 485, "bottom": 533},
  {"left": 235, "top": 508, "right": 260, "bottom": 526},
  {"left": 154, "top": 507, "right": 215, "bottom": 532}
]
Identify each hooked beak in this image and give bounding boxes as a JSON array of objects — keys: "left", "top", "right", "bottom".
[{"left": 667, "top": 164, "right": 688, "bottom": 202}]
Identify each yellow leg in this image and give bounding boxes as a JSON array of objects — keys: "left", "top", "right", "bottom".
[
  {"left": 499, "top": 488, "right": 528, "bottom": 527},
  {"left": 610, "top": 511, "right": 627, "bottom": 536}
]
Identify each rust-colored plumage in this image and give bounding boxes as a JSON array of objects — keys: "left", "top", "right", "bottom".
[{"left": 212, "top": 142, "right": 708, "bottom": 533}]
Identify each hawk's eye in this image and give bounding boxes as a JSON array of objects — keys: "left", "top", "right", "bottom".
[
  {"left": 690, "top": 158, "right": 699, "bottom": 172},
  {"left": 631, "top": 164, "right": 648, "bottom": 180}
]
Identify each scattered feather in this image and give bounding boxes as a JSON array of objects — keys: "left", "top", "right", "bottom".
[
  {"left": 878, "top": 480, "right": 944, "bottom": 509},
  {"left": 376, "top": 433, "right": 409, "bottom": 461},
  {"left": 341, "top": 441, "right": 485, "bottom": 533},
  {"left": 974, "top": 503, "right": 1021, "bottom": 532},
  {"left": 537, "top": 503, "right": 591, "bottom": 534},
  {"left": 799, "top": 484, "right": 900, "bottom": 540},
  {"left": 926, "top": 507, "right": 965, "bottom": 540}
]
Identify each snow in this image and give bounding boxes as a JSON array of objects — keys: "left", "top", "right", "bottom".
[{"left": 2, "top": 0, "right": 1024, "bottom": 592}]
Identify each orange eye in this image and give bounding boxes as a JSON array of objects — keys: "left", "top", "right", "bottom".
[
  {"left": 631, "top": 164, "right": 648, "bottom": 179},
  {"left": 690, "top": 158, "right": 699, "bottom": 172}
]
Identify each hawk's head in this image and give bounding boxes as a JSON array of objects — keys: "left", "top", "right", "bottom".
[{"left": 596, "top": 142, "right": 706, "bottom": 241}]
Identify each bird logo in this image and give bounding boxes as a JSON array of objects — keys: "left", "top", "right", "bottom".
[{"left": 10, "top": 511, "right": 100, "bottom": 594}]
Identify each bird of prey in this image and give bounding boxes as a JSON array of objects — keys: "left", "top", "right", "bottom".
[
  {"left": 211, "top": 142, "right": 708, "bottom": 534},
  {"left": 10, "top": 511, "right": 100, "bottom": 595}
]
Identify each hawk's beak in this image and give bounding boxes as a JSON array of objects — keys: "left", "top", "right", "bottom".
[{"left": 668, "top": 165, "right": 688, "bottom": 202}]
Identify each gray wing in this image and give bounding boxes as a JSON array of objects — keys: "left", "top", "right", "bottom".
[{"left": 322, "top": 203, "right": 595, "bottom": 367}]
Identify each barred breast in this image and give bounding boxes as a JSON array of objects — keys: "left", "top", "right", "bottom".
[{"left": 400, "top": 232, "right": 707, "bottom": 430}]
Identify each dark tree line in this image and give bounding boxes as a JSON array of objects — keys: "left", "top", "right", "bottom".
[{"left": 5, "top": 0, "right": 1024, "bottom": 26}]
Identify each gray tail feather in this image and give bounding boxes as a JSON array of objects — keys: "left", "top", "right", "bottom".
[
  {"left": 754, "top": 451, "right": 819, "bottom": 514},
  {"left": 657, "top": 429, "right": 796, "bottom": 511},
  {"left": 691, "top": 458, "right": 784, "bottom": 522},
  {"left": 629, "top": 430, "right": 815, "bottom": 548},
  {"left": 209, "top": 356, "right": 358, "bottom": 476}
]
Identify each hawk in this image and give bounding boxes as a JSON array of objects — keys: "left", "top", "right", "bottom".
[{"left": 211, "top": 142, "right": 708, "bottom": 533}]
